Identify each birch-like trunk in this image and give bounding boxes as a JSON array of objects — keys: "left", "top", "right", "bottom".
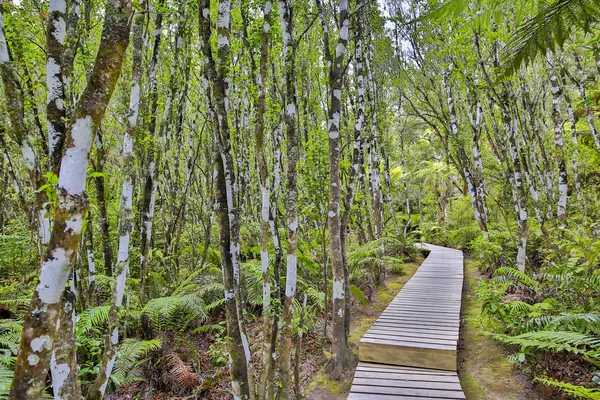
[
  {"left": 546, "top": 51, "right": 568, "bottom": 225},
  {"left": 255, "top": 1, "right": 275, "bottom": 398},
  {"left": 199, "top": 0, "right": 254, "bottom": 397},
  {"left": 560, "top": 70, "right": 582, "bottom": 203},
  {"left": 46, "top": 0, "right": 67, "bottom": 173},
  {"left": 0, "top": 4, "right": 48, "bottom": 246},
  {"left": 340, "top": 19, "right": 365, "bottom": 340},
  {"left": 443, "top": 67, "right": 486, "bottom": 234},
  {"left": 573, "top": 51, "right": 600, "bottom": 152},
  {"left": 93, "top": 131, "right": 113, "bottom": 277},
  {"left": 139, "top": 2, "right": 164, "bottom": 300},
  {"left": 325, "top": 0, "right": 354, "bottom": 381},
  {"left": 278, "top": 0, "right": 300, "bottom": 395},
  {"left": 365, "top": 39, "right": 384, "bottom": 282},
  {"left": 88, "top": 7, "right": 143, "bottom": 398},
  {"left": 10, "top": 2, "right": 132, "bottom": 397}
]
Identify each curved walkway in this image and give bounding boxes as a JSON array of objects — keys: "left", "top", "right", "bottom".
[{"left": 349, "top": 243, "right": 466, "bottom": 399}]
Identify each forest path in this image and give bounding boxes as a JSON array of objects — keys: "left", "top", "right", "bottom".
[{"left": 348, "top": 243, "right": 466, "bottom": 399}]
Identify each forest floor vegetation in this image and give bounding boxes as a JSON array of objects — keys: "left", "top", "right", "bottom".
[{"left": 459, "top": 258, "right": 541, "bottom": 400}]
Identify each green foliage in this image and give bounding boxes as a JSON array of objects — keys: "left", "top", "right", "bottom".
[
  {"left": 535, "top": 377, "right": 600, "bottom": 399},
  {"left": 112, "top": 338, "right": 162, "bottom": 386},
  {"left": 142, "top": 294, "right": 208, "bottom": 332},
  {"left": 493, "top": 267, "right": 538, "bottom": 288},
  {"left": 350, "top": 285, "right": 368, "bottom": 307},
  {"left": 493, "top": 331, "right": 600, "bottom": 358}
]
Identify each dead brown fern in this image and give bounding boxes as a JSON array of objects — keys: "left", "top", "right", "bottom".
[{"left": 164, "top": 351, "right": 200, "bottom": 390}]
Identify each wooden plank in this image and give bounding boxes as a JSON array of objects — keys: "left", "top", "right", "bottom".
[
  {"left": 350, "top": 243, "right": 466, "bottom": 399},
  {"left": 352, "top": 378, "right": 462, "bottom": 391},
  {"left": 350, "top": 385, "right": 465, "bottom": 399},
  {"left": 359, "top": 340, "right": 457, "bottom": 370}
]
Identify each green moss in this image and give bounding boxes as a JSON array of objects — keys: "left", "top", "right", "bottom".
[{"left": 306, "top": 371, "right": 351, "bottom": 394}]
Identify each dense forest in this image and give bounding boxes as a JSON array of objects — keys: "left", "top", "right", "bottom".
[{"left": 0, "top": 0, "right": 600, "bottom": 398}]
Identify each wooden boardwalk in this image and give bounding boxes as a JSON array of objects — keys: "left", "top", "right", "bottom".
[{"left": 349, "top": 244, "right": 465, "bottom": 399}]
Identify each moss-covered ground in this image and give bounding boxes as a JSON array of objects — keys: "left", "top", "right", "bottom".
[{"left": 458, "top": 258, "right": 540, "bottom": 400}]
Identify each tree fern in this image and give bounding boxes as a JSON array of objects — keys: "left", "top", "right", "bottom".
[{"left": 503, "top": 0, "right": 600, "bottom": 73}]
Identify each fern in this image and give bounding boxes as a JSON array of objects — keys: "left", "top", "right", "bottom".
[
  {"left": 112, "top": 338, "right": 162, "bottom": 386},
  {"left": 164, "top": 351, "right": 199, "bottom": 389},
  {"left": 493, "top": 330, "right": 600, "bottom": 356},
  {"left": 535, "top": 377, "right": 600, "bottom": 399},
  {"left": 493, "top": 267, "right": 538, "bottom": 288},
  {"left": 142, "top": 294, "right": 208, "bottom": 331},
  {"left": 0, "top": 363, "right": 13, "bottom": 399},
  {"left": 537, "top": 273, "right": 600, "bottom": 292},
  {"left": 503, "top": 0, "right": 600, "bottom": 73}
]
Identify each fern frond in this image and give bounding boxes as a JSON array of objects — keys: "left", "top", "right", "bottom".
[
  {"left": 493, "top": 330, "right": 600, "bottom": 355},
  {"left": 164, "top": 352, "right": 199, "bottom": 389},
  {"left": 113, "top": 338, "right": 162, "bottom": 382},
  {"left": 535, "top": 377, "right": 600, "bottom": 399},
  {"left": 0, "top": 363, "right": 13, "bottom": 397},
  {"left": 503, "top": 0, "right": 600, "bottom": 74},
  {"left": 494, "top": 267, "right": 538, "bottom": 287}
]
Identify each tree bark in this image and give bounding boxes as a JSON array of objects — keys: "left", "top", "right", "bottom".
[
  {"left": 325, "top": 0, "right": 355, "bottom": 381},
  {"left": 278, "top": 0, "right": 300, "bottom": 395},
  {"left": 546, "top": 51, "right": 568, "bottom": 225},
  {"left": 88, "top": 6, "right": 144, "bottom": 398},
  {"left": 10, "top": 1, "right": 132, "bottom": 398}
]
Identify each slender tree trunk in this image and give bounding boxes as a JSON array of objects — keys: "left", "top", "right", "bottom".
[
  {"left": 546, "top": 51, "right": 568, "bottom": 225},
  {"left": 0, "top": 4, "right": 47, "bottom": 246},
  {"left": 278, "top": 0, "right": 300, "bottom": 395},
  {"left": 443, "top": 67, "right": 486, "bottom": 234},
  {"left": 573, "top": 51, "right": 600, "bottom": 152},
  {"left": 93, "top": 130, "right": 113, "bottom": 277},
  {"left": 294, "top": 294, "right": 307, "bottom": 400},
  {"left": 325, "top": 0, "right": 354, "bottom": 381},
  {"left": 255, "top": 1, "right": 275, "bottom": 398},
  {"left": 10, "top": 2, "right": 132, "bottom": 397},
  {"left": 560, "top": 70, "right": 582, "bottom": 203},
  {"left": 88, "top": 7, "right": 143, "bottom": 398},
  {"left": 46, "top": 0, "right": 68, "bottom": 174},
  {"left": 199, "top": 0, "right": 253, "bottom": 397},
  {"left": 140, "top": 2, "right": 164, "bottom": 300},
  {"left": 340, "top": 19, "right": 365, "bottom": 341},
  {"left": 50, "top": 286, "right": 81, "bottom": 400}
]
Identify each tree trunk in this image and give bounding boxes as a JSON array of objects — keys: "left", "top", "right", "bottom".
[
  {"left": 88, "top": 7, "right": 144, "bottom": 398},
  {"left": 278, "top": 0, "right": 299, "bottom": 395},
  {"left": 199, "top": 0, "right": 253, "bottom": 397},
  {"left": 10, "top": 1, "right": 132, "bottom": 397},
  {"left": 139, "top": 1, "right": 164, "bottom": 300},
  {"left": 325, "top": 0, "right": 355, "bottom": 381},
  {"left": 546, "top": 51, "right": 568, "bottom": 225}
]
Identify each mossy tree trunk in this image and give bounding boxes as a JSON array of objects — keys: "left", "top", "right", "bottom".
[{"left": 9, "top": 1, "right": 132, "bottom": 398}]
